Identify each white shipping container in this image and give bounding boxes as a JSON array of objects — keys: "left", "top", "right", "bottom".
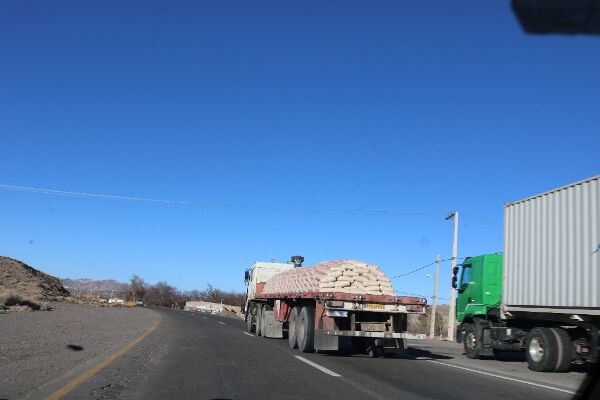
[{"left": 503, "top": 175, "right": 600, "bottom": 315}]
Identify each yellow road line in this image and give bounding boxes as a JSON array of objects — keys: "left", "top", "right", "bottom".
[{"left": 46, "top": 317, "right": 161, "bottom": 400}]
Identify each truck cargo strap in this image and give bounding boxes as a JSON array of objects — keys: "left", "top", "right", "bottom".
[{"left": 319, "top": 329, "right": 426, "bottom": 340}]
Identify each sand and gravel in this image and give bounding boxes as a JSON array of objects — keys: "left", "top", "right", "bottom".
[{"left": 0, "top": 302, "right": 159, "bottom": 399}]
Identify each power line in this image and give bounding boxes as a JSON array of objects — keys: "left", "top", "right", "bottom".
[
  {"left": 391, "top": 261, "right": 437, "bottom": 278},
  {"left": 0, "top": 184, "right": 189, "bottom": 205},
  {"left": 391, "top": 257, "right": 467, "bottom": 279},
  {"left": 391, "top": 258, "right": 452, "bottom": 279},
  {"left": 0, "top": 183, "right": 445, "bottom": 216}
]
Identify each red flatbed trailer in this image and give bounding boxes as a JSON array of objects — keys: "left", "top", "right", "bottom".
[{"left": 244, "top": 260, "right": 427, "bottom": 356}]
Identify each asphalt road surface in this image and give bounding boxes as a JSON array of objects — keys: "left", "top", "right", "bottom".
[{"left": 35, "top": 308, "right": 588, "bottom": 400}]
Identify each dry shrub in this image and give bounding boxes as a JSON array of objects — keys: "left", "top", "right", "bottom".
[
  {"left": 0, "top": 290, "right": 22, "bottom": 306},
  {"left": 0, "top": 290, "right": 42, "bottom": 310}
]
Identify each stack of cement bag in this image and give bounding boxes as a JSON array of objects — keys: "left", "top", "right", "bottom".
[
  {"left": 262, "top": 259, "right": 395, "bottom": 297},
  {"left": 317, "top": 261, "right": 395, "bottom": 296}
]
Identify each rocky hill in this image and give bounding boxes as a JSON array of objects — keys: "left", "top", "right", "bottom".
[{"left": 0, "top": 256, "right": 71, "bottom": 310}]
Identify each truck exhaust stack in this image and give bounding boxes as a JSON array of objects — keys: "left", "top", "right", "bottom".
[{"left": 290, "top": 255, "right": 304, "bottom": 268}]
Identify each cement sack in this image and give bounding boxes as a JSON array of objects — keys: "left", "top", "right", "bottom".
[
  {"left": 364, "top": 280, "right": 380, "bottom": 287},
  {"left": 334, "top": 280, "right": 351, "bottom": 288}
]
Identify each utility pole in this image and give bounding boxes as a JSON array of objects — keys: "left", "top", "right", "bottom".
[
  {"left": 429, "top": 255, "right": 440, "bottom": 339},
  {"left": 446, "top": 211, "right": 459, "bottom": 340}
]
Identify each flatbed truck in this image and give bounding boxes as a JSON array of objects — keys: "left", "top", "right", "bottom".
[{"left": 244, "top": 257, "right": 427, "bottom": 357}]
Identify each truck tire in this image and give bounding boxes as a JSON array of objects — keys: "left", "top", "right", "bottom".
[
  {"left": 255, "top": 304, "right": 263, "bottom": 337},
  {"left": 288, "top": 307, "right": 300, "bottom": 349},
  {"left": 367, "top": 343, "right": 381, "bottom": 358},
  {"left": 297, "top": 306, "right": 315, "bottom": 353},
  {"left": 246, "top": 303, "right": 255, "bottom": 333},
  {"left": 551, "top": 327, "right": 573, "bottom": 372},
  {"left": 526, "top": 327, "right": 572, "bottom": 372},
  {"left": 462, "top": 324, "right": 481, "bottom": 359}
]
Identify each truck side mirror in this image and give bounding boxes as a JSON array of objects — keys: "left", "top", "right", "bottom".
[
  {"left": 451, "top": 266, "right": 459, "bottom": 289},
  {"left": 244, "top": 270, "right": 250, "bottom": 283}
]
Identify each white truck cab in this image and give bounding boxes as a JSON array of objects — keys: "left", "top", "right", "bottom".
[{"left": 244, "top": 261, "right": 293, "bottom": 313}]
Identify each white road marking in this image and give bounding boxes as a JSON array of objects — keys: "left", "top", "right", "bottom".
[
  {"left": 218, "top": 321, "right": 226, "bottom": 325},
  {"left": 294, "top": 356, "right": 341, "bottom": 377},
  {"left": 427, "top": 360, "right": 575, "bottom": 394},
  {"left": 243, "top": 332, "right": 254, "bottom": 337},
  {"left": 203, "top": 317, "right": 207, "bottom": 319}
]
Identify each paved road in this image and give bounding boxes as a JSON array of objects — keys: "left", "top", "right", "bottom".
[{"left": 37, "top": 308, "right": 587, "bottom": 400}]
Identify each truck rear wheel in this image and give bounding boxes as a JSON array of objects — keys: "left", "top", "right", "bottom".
[
  {"left": 551, "top": 328, "right": 573, "bottom": 372},
  {"left": 526, "top": 327, "right": 572, "bottom": 372},
  {"left": 255, "top": 304, "right": 263, "bottom": 337},
  {"left": 297, "top": 306, "right": 315, "bottom": 353},
  {"left": 246, "top": 304, "right": 255, "bottom": 333},
  {"left": 463, "top": 324, "right": 481, "bottom": 359},
  {"left": 288, "top": 306, "right": 300, "bottom": 349}
]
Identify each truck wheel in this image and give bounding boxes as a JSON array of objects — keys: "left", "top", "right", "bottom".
[
  {"left": 367, "top": 344, "right": 381, "bottom": 358},
  {"left": 463, "top": 324, "right": 481, "bottom": 359},
  {"left": 526, "top": 327, "right": 572, "bottom": 372},
  {"left": 255, "top": 305, "right": 263, "bottom": 337},
  {"left": 246, "top": 304, "right": 255, "bottom": 333},
  {"left": 551, "top": 327, "right": 573, "bottom": 372},
  {"left": 297, "top": 306, "right": 315, "bottom": 353},
  {"left": 288, "top": 307, "right": 300, "bottom": 349}
]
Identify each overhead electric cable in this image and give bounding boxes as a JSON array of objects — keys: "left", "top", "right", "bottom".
[{"left": 0, "top": 183, "right": 444, "bottom": 216}]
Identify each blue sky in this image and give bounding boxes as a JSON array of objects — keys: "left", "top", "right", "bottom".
[{"left": 1, "top": 1, "right": 599, "bottom": 301}]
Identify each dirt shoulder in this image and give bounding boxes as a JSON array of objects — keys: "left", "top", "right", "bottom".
[{"left": 0, "top": 302, "right": 159, "bottom": 399}]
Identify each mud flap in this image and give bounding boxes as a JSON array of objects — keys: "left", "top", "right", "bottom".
[
  {"left": 262, "top": 311, "right": 284, "bottom": 338},
  {"left": 314, "top": 330, "right": 340, "bottom": 351}
]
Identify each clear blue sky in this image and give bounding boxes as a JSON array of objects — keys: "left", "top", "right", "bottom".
[{"left": 1, "top": 1, "right": 599, "bottom": 301}]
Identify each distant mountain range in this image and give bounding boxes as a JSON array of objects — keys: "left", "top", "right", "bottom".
[{"left": 60, "top": 278, "right": 128, "bottom": 296}]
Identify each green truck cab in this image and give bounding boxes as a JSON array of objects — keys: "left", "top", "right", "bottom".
[
  {"left": 454, "top": 253, "right": 511, "bottom": 360},
  {"left": 455, "top": 253, "right": 503, "bottom": 326}
]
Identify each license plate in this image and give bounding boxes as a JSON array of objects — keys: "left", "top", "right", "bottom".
[{"left": 366, "top": 303, "right": 385, "bottom": 310}]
